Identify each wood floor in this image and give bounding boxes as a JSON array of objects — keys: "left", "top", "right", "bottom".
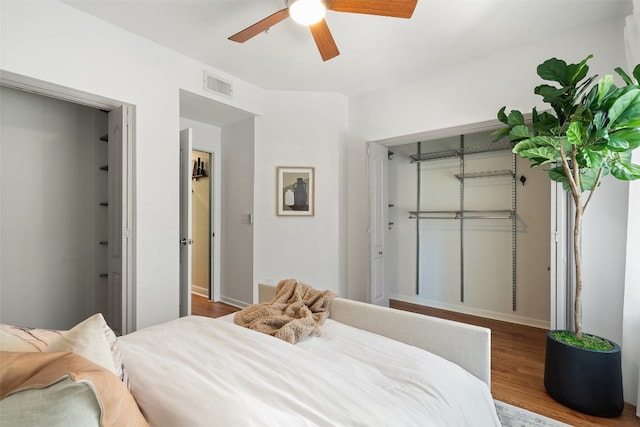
[
  {"left": 192, "top": 293, "right": 240, "bottom": 318},
  {"left": 192, "top": 294, "right": 639, "bottom": 426}
]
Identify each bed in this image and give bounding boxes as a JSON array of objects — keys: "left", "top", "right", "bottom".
[
  {"left": 117, "top": 283, "right": 500, "bottom": 426},
  {"left": 0, "top": 283, "right": 500, "bottom": 426}
]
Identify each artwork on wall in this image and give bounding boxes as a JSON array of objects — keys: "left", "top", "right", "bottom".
[{"left": 277, "top": 166, "right": 315, "bottom": 216}]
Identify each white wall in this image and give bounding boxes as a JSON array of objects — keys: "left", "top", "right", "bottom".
[
  {"left": 0, "top": 1, "right": 265, "bottom": 329},
  {"left": 253, "top": 91, "right": 349, "bottom": 296},
  {"left": 0, "top": 86, "right": 107, "bottom": 329}
]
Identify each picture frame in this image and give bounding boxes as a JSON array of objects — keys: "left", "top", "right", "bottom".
[{"left": 277, "top": 166, "right": 315, "bottom": 216}]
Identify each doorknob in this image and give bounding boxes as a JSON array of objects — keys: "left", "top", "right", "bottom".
[{"left": 180, "top": 238, "right": 193, "bottom": 245}]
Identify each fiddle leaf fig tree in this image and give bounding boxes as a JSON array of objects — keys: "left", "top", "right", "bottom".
[{"left": 494, "top": 55, "right": 640, "bottom": 340}]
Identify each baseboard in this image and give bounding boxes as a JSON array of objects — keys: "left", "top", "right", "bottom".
[
  {"left": 219, "top": 295, "right": 250, "bottom": 309},
  {"left": 191, "top": 286, "right": 208, "bottom": 298},
  {"left": 388, "top": 293, "right": 550, "bottom": 330}
]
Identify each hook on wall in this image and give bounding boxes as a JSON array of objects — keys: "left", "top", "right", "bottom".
[{"left": 520, "top": 175, "right": 527, "bottom": 186}]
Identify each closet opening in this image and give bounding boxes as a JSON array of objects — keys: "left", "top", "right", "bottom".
[
  {"left": 0, "top": 73, "right": 135, "bottom": 334},
  {"left": 380, "top": 128, "right": 552, "bottom": 329}
]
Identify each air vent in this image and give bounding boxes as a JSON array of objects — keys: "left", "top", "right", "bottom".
[{"left": 203, "top": 71, "right": 233, "bottom": 98}]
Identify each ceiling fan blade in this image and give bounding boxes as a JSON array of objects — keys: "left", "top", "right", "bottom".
[
  {"left": 328, "top": 0, "right": 417, "bottom": 18},
  {"left": 309, "top": 19, "right": 340, "bottom": 61},
  {"left": 228, "top": 8, "right": 290, "bottom": 43}
]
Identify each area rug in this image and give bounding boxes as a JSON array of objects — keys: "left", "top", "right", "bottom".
[{"left": 494, "top": 400, "right": 572, "bottom": 427}]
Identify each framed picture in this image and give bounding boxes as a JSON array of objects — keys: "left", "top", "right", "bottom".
[{"left": 277, "top": 166, "right": 315, "bottom": 216}]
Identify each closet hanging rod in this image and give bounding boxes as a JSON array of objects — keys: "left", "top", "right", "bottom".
[
  {"left": 409, "top": 141, "right": 512, "bottom": 163},
  {"left": 455, "top": 170, "right": 514, "bottom": 180},
  {"left": 408, "top": 210, "right": 514, "bottom": 220}
]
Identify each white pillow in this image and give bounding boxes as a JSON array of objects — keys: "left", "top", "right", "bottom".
[{"left": 45, "top": 313, "right": 117, "bottom": 375}]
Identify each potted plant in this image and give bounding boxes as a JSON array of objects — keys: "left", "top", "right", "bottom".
[{"left": 494, "top": 55, "right": 640, "bottom": 417}]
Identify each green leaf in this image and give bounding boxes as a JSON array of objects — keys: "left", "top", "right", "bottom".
[
  {"left": 532, "top": 111, "right": 558, "bottom": 134},
  {"left": 611, "top": 162, "right": 640, "bottom": 180},
  {"left": 616, "top": 151, "right": 633, "bottom": 164},
  {"left": 608, "top": 88, "right": 640, "bottom": 127},
  {"left": 614, "top": 67, "right": 634, "bottom": 86},
  {"left": 512, "top": 140, "right": 537, "bottom": 155},
  {"left": 597, "top": 75, "right": 615, "bottom": 105},
  {"left": 613, "top": 118, "right": 640, "bottom": 129},
  {"left": 509, "top": 125, "right": 534, "bottom": 140},
  {"left": 519, "top": 147, "right": 559, "bottom": 165},
  {"left": 497, "top": 106, "right": 508, "bottom": 124},
  {"left": 548, "top": 166, "right": 569, "bottom": 184},
  {"left": 592, "top": 110, "right": 607, "bottom": 130},
  {"left": 610, "top": 128, "right": 640, "bottom": 150},
  {"left": 537, "top": 58, "right": 568, "bottom": 85},
  {"left": 595, "top": 127, "right": 609, "bottom": 142},
  {"left": 608, "top": 134, "right": 631, "bottom": 151},
  {"left": 530, "top": 135, "right": 563, "bottom": 149},
  {"left": 567, "top": 122, "right": 583, "bottom": 145},
  {"left": 507, "top": 110, "right": 525, "bottom": 127},
  {"left": 634, "top": 64, "right": 640, "bottom": 84},
  {"left": 577, "top": 149, "right": 603, "bottom": 169},
  {"left": 535, "top": 84, "right": 570, "bottom": 103},
  {"left": 566, "top": 55, "right": 593, "bottom": 85}
]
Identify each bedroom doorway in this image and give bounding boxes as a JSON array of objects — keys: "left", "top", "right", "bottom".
[{"left": 179, "top": 128, "right": 218, "bottom": 316}]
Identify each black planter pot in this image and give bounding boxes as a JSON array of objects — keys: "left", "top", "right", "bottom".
[{"left": 544, "top": 330, "right": 624, "bottom": 417}]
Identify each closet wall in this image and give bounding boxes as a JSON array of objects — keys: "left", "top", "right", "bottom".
[
  {"left": 388, "top": 130, "right": 551, "bottom": 327},
  {"left": 191, "top": 150, "right": 211, "bottom": 297},
  {"left": 0, "top": 86, "right": 108, "bottom": 329}
]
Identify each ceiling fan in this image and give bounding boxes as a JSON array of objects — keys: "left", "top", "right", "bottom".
[{"left": 228, "top": 0, "right": 418, "bottom": 61}]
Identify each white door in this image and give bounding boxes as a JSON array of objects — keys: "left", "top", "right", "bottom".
[
  {"left": 179, "top": 129, "right": 193, "bottom": 317},
  {"left": 368, "top": 141, "right": 389, "bottom": 306},
  {"left": 550, "top": 183, "right": 572, "bottom": 330},
  {"left": 107, "top": 105, "right": 132, "bottom": 335}
]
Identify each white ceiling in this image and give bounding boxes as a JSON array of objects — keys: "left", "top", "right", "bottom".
[{"left": 64, "top": 0, "right": 631, "bottom": 98}]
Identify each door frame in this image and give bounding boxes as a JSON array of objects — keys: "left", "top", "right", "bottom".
[
  {"left": 179, "top": 129, "right": 193, "bottom": 317},
  {"left": 0, "top": 70, "right": 137, "bottom": 333}
]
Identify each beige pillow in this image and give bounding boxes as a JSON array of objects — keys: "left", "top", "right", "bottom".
[
  {"left": 0, "top": 324, "right": 62, "bottom": 351},
  {"left": 0, "top": 329, "right": 37, "bottom": 352},
  {"left": 46, "top": 313, "right": 117, "bottom": 375},
  {"left": 0, "top": 317, "right": 128, "bottom": 388}
]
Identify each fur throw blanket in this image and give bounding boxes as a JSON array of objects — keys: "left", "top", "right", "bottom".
[{"left": 234, "top": 279, "right": 335, "bottom": 344}]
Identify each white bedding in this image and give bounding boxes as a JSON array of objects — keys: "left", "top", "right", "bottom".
[{"left": 119, "top": 315, "right": 500, "bottom": 427}]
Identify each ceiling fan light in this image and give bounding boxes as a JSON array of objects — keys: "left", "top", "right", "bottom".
[{"left": 289, "top": 0, "right": 326, "bottom": 26}]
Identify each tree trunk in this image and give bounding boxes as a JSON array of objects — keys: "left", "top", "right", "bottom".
[{"left": 574, "top": 200, "right": 583, "bottom": 339}]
